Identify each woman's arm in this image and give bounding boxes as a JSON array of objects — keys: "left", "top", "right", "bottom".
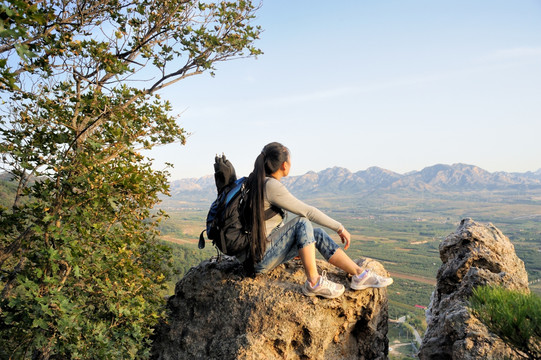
[
  {"left": 265, "top": 178, "right": 341, "bottom": 231},
  {"left": 266, "top": 178, "right": 352, "bottom": 248}
]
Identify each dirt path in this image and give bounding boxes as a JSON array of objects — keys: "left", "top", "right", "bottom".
[{"left": 389, "top": 271, "right": 436, "bottom": 286}]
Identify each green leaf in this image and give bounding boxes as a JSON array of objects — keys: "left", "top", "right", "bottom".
[{"left": 32, "top": 318, "right": 49, "bottom": 330}]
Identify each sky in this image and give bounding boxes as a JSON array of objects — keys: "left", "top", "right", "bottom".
[{"left": 148, "top": 0, "right": 541, "bottom": 180}]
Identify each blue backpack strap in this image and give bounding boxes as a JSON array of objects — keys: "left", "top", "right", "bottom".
[{"left": 224, "top": 177, "right": 245, "bottom": 205}]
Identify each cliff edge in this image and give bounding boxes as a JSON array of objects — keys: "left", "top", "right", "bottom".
[
  {"left": 418, "top": 218, "right": 530, "bottom": 359},
  {"left": 152, "top": 257, "right": 390, "bottom": 360}
]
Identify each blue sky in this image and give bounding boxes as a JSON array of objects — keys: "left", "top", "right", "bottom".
[{"left": 149, "top": 0, "right": 541, "bottom": 180}]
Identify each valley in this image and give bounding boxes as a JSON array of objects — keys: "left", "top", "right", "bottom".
[
  {"left": 2, "top": 164, "right": 540, "bottom": 359},
  {"left": 157, "top": 172, "right": 541, "bottom": 359}
]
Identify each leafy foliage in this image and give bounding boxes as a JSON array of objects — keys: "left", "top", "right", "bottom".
[
  {"left": 0, "top": 0, "right": 261, "bottom": 358},
  {"left": 469, "top": 285, "right": 541, "bottom": 360},
  {"left": 161, "top": 240, "right": 215, "bottom": 294}
]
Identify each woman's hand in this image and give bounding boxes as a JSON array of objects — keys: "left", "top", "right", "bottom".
[{"left": 338, "top": 227, "right": 351, "bottom": 250}]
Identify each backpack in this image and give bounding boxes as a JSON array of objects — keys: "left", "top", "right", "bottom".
[
  {"left": 199, "top": 155, "right": 283, "bottom": 259},
  {"left": 199, "top": 176, "right": 250, "bottom": 256}
]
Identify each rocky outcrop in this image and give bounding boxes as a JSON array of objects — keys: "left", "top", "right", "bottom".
[
  {"left": 152, "top": 257, "right": 390, "bottom": 360},
  {"left": 418, "top": 218, "right": 530, "bottom": 360}
]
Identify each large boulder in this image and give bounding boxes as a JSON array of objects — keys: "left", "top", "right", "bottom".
[
  {"left": 152, "top": 257, "right": 390, "bottom": 360},
  {"left": 418, "top": 218, "right": 530, "bottom": 359}
]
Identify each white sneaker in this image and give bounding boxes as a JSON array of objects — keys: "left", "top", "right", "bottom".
[
  {"left": 302, "top": 270, "right": 345, "bottom": 299},
  {"left": 351, "top": 269, "right": 393, "bottom": 290}
]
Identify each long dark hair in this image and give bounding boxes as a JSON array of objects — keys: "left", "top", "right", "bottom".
[{"left": 245, "top": 142, "right": 290, "bottom": 264}]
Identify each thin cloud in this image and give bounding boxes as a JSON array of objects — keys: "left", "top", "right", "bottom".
[{"left": 476, "top": 46, "right": 541, "bottom": 63}]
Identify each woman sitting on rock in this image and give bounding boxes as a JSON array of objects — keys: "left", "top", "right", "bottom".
[{"left": 242, "top": 142, "right": 393, "bottom": 299}]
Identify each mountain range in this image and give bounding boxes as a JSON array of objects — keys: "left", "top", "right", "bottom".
[
  {"left": 166, "top": 163, "right": 541, "bottom": 205},
  {"left": 3, "top": 163, "right": 541, "bottom": 209}
]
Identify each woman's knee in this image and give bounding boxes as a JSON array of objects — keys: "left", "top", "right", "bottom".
[{"left": 294, "top": 217, "right": 312, "bottom": 234}]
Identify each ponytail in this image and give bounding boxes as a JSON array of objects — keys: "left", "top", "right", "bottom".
[{"left": 245, "top": 142, "right": 290, "bottom": 264}]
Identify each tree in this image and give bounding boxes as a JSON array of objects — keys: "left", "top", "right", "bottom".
[
  {"left": 469, "top": 285, "right": 541, "bottom": 360},
  {"left": 0, "top": 0, "right": 261, "bottom": 358}
]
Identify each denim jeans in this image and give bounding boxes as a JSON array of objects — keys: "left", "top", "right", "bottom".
[{"left": 254, "top": 217, "right": 340, "bottom": 274}]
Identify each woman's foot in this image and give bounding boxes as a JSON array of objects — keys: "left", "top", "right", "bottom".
[
  {"left": 351, "top": 269, "right": 393, "bottom": 290},
  {"left": 302, "top": 270, "right": 345, "bottom": 299}
]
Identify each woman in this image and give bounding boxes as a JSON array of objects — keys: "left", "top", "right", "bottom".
[{"left": 243, "top": 142, "right": 393, "bottom": 299}]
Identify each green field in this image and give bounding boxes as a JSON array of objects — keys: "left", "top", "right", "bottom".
[{"left": 158, "top": 189, "right": 541, "bottom": 358}]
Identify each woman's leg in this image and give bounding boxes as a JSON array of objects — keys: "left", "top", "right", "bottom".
[
  {"left": 313, "top": 227, "right": 393, "bottom": 290},
  {"left": 254, "top": 218, "right": 331, "bottom": 285},
  {"left": 328, "top": 249, "right": 363, "bottom": 275},
  {"left": 298, "top": 243, "right": 319, "bottom": 286},
  {"left": 254, "top": 217, "right": 316, "bottom": 276},
  {"left": 256, "top": 218, "right": 344, "bottom": 298},
  {"left": 313, "top": 228, "right": 363, "bottom": 275}
]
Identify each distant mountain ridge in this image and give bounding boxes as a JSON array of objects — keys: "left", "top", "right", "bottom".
[{"left": 167, "top": 164, "right": 541, "bottom": 203}]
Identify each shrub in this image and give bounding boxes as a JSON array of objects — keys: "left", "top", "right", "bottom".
[{"left": 469, "top": 285, "right": 541, "bottom": 359}]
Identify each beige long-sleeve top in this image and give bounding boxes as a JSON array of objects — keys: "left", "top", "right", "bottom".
[{"left": 264, "top": 177, "right": 342, "bottom": 236}]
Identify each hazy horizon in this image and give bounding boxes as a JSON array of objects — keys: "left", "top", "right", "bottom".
[{"left": 169, "top": 162, "right": 541, "bottom": 181}]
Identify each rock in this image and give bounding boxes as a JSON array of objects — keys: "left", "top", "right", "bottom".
[
  {"left": 152, "top": 257, "right": 390, "bottom": 360},
  {"left": 418, "top": 218, "right": 530, "bottom": 360}
]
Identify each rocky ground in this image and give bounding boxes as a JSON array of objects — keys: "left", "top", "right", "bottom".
[{"left": 152, "top": 257, "right": 391, "bottom": 360}]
